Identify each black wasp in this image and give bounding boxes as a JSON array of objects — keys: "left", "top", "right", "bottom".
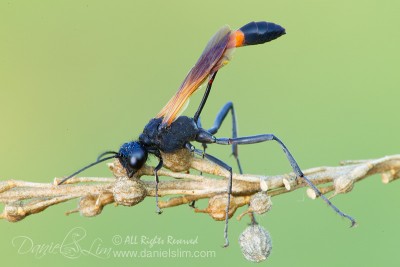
[{"left": 59, "top": 21, "right": 356, "bottom": 247}]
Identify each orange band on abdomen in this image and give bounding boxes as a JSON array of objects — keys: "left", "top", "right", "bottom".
[{"left": 234, "top": 30, "right": 245, "bottom": 47}]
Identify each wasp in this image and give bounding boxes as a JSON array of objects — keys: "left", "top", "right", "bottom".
[{"left": 60, "top": 21, "right": 356, "bottom": 247}]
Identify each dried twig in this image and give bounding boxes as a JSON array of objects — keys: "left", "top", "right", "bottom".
[{"left": 1, "top": 151, "right": 399, "bottom": 223}]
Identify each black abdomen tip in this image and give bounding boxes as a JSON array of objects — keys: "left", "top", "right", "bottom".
[{"left": 239, "top": 21, "right": 286, "bottom": 46}]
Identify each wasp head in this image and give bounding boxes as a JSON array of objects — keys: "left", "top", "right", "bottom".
[{"left": 118, "top": 141, "right": 148, "bottom": 177}]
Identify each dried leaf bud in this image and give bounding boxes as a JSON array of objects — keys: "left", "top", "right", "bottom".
[
  {"left": 237, "top": 192, "right": 272, "bottom": 220},
  {"left": 3, "top": 203, "right": 25, "bottom": 222},
  {"left": 239, "top": 224, "right": 272, "bottom": 262},
  {"left": 250, "top": 192, "right": 272, "bottom": 215},
  {"left": 112, "top": 178, "right": 147, "bottom": 206},
  {"left": 334, "top": 176, "right": 354, "bottom": 194},
  {"left": 108, "top": 160, "right": 127, "bottom": 178},
  {"left": 78, "top": 194, "right": 113, "bottom": 217},
  {"left": 196, "top": 194, "right": 238, "bottom": 221}
]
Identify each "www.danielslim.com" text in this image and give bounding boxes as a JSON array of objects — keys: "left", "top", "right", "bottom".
[{"left": 112, "top": 248, "right": 216, "bottom": 258}]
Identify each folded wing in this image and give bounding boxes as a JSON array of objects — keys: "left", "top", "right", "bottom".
[{"left": 157, "top": 25, "right": 236, "bottom": 127}]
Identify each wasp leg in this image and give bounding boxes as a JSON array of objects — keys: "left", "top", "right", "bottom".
[
  {"left": 196, "top": 117, "right": 208, "bottom": 175},
  {"left": 214, "top": 134, "right": 356, "bottom": 227},
  {"left": 193, "top": 71, "right": 218, "bottom": 123},
  {"left": 153, "top": 156, "right": 164, "bottom": 214},
  {"left": 193, "top": 148, "right": 232, "bottom": 248},
  {"left": 187, "top": 118, "right": 206, "bottom": 209},
  {"left": 207, "top": 101, "right": 243, "bottom": 174}
]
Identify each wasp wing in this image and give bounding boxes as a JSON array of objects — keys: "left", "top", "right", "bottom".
[{"left": 157, "top": 25, "right": 236, "bottom": 127}]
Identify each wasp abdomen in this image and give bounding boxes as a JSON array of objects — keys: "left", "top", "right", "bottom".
[{"left": 236, "top": 21, "right": 286, "bottom": 47}]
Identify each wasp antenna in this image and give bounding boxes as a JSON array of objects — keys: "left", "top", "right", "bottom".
[
  {"left": 97, "top": 151, "right": 119, "bottom": 161},
  {"left": 58, "top": 155, "right": 117, "bottom": 185}
]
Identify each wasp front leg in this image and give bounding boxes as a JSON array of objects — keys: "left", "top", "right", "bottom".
[{"left": 152, "top": 152, "right": 164, "bottom": 214}]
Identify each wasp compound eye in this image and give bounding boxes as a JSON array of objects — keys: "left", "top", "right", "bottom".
[{"left": 129, "top": 150, "right": 147, "bottom": 170}]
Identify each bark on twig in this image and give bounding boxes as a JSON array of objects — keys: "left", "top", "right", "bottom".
[{"left": 0, "top": 151, "right": 399, "bottom": 222}]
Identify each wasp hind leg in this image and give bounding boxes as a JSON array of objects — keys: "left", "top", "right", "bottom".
[
  {"left": 207, "top": 101, "right": 243, "bottom": 174},
  {"left": 214, "top": 133, "right": 356, "bottom": 227},
  {"left": 190, "top": 101, "right": 242, "bottom": 210}
]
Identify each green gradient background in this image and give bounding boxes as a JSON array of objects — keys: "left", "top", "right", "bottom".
[{"left": 1, "top": 1, "right": 399, "bottom": 266}]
